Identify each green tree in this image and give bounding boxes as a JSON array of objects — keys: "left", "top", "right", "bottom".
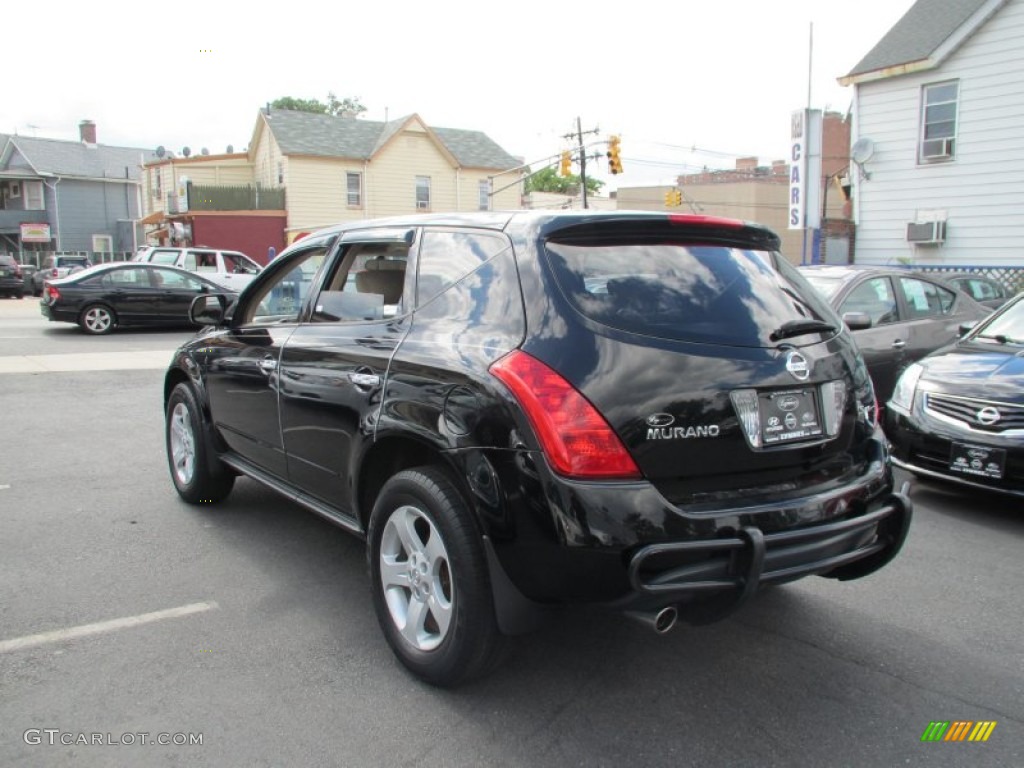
[
  {"left": 269, "top": 92, "right": 366, "bottom": 117},
  {"left": 525, "top": 166, "right": 604, "bottom": 195}
]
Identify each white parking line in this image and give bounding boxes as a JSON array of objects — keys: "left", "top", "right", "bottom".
[{"left": 0, "top": 601, "right": 219, "bottom": 654}]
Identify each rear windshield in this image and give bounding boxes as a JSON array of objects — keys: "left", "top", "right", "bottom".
[
  {"left": 59, "top": 257, "right": 91, "bottom": 267},
  {"left": 544, "top": 240, "right": 838, "bottom": 347}
]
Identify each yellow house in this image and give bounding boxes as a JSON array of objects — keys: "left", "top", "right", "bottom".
[
  {"left": 249, "top": 109, "right": 524, "bottom": 242},
  {"left": 142, "top": 109, "right": 524, "bottom": 249}
]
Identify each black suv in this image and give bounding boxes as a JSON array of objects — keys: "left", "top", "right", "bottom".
[{"left": 163, "top": 211, "right": 911, "bottom": 686}]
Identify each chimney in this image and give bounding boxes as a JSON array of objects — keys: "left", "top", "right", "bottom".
[{"left": 79, "top": 120, "right": 97, "bottom": 145}]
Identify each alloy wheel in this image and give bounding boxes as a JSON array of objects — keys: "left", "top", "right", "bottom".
[{"left": 379, "top": 504, "right": 454, "bottom": 652}]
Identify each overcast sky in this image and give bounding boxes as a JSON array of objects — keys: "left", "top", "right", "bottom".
[{"left": 2, "top": 0, "right": 918, "bottom": 191}]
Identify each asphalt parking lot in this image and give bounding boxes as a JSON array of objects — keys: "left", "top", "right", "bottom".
[{"left": 1, "top": 297, "right": 1020, "bottom": 767}]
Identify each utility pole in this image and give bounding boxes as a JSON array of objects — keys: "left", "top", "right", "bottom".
[
  {"left": 563, "top": 118, "right": 601, "bottom": 210},
  {"left": 577, "top": 117, "right": 587, "bottom": 210}
]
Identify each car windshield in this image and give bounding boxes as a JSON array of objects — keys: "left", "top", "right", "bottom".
[
  {"left": 800, "top": 274, "right": 845, "bottom": 301},
  {"left": 60, "top": 257, "right": 91, "bottom": 268},
  {"left": 974, "top": 298, "right": 1024, "bottom": 344},
  {"left": 544, "top": 239, "right": 838, "bottom": 348}
]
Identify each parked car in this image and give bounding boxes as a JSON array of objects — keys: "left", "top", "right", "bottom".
[
  {"left": 798, "top": 265, "right": 991, "bottom": 408},
  {"left": 163, "top": 211, "right": 911, "bottom": 686},
  {"left": 0, "top": 255, "right": 25, "bottom": 298},
  {"left": 886, "top": 293, "right": 1024, "bottom": 498},
  {"left": 134, "top": 246, "right": 261, "bottom": 292},
  {"left": 941, "top": 272, "right": 1013, "bottom": 310},
  {"left": 32, "top": 254, "right": 93, "bottom": 296},
  {"left": 40, "top": 262, "right": 235, "bottom": 335}
]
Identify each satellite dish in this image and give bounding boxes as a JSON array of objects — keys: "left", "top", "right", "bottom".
[
  {"left": 155, "top": 146, "right": 166, "bottom": 158},
  {"left": 851, "top": 138, "right": 875, "bottom": 165},
  {"left": 182, "top": 146, "right": 192, "bottom": 157}
]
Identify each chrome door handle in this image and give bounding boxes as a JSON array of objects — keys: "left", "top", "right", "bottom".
[
  {"left": 258, "top": 357, "right": 277, "bottom": 371},
  {"left": 891, "top": 339, "right": 906, "bottom": 349},
  {"left": 349, "top": 372, "right": 381, "bottom": 389}
]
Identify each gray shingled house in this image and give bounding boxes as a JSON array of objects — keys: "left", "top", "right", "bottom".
[
  {"left": 0, "top": 121, "right": 158, "bottom": 258},
  {"left": 839, "top": 0, "right": 1024, "bottom": 279}
]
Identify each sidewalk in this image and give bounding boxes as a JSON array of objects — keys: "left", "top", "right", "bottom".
[{"left": 0, "top": 297, "right": 179, "bottom": 374}]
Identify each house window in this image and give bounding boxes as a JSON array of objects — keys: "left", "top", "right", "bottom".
[
  {"left": 10, "top": 182, "right": 21, "bottom": 199},
  {"left": 277, "top": 162, "right": 284, "bottom": 185},
  {"left": 416, "top": 176, "right": 431, "bottom": 210},
  {"left": 346, "top": 172, "right": 362, "bottom": 207},
  {"left": 92, "top": 235, "right": 113, "bottom": 254},
  {"left": 153, "top": 169, "right": 162, "bottom": 201},
  {"left": 478, "top": 179, "right": 491, "bottom": 211},
  {"left": 24, "top": 181, "right": 44, "bottom": 210},
  {"left": 920, "top": 81, "right": 958, "bottom": 162}
]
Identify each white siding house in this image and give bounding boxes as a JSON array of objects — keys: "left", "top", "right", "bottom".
[{"left": 840, "top": 0, "right": 1024, "bottom": 272}]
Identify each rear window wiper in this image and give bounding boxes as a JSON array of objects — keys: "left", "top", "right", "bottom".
[{"left": 770, "top": 319, "right": 837, "bottom": 342}]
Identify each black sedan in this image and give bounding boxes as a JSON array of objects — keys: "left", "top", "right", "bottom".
[
  {"left": 885, "top": 293, "right": 1024, "bottom": 498},
  {"left": 40, "top": 263, "right": 236, "bottom": 335},
  {"left": 798, "top": 265, "right": 991, "bottom": 407}
]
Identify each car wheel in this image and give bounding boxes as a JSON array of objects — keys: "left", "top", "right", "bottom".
[
  {"left": 165, "top": 383, "right": 235, "bottom": 504},
  {"left": 368, "top": 467, "right": 506, "bottom": 687},
  {"left": 79, "top": 304, "right": 117, "bottom": 335},
  {"left": 33, "top": 285, "right": 42, "bottom": 297}
]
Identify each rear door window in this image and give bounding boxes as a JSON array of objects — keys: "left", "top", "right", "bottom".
[
  {"left": 899, "top": 276, "right": 955, "bottom": 318},
  {"left": 544, "top": 239, "right": 836, "bottom": 347},
  {"left": 312, "top": 242, "right": 410, "bottom": 322}
]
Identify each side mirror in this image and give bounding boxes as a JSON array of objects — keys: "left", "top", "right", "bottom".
[
  {"left": 842, "top": 311, "right": 873, "bottom": 331},
  {"left": 190, "top": 293, "right": 229, "bottom": 326},
  {"left": 958, "top": 320, "right": 978, "bottom": 338}
]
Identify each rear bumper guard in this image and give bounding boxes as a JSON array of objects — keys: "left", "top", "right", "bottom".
[{"left": 625, "top": 493, "right": 913, "bottom": 623}]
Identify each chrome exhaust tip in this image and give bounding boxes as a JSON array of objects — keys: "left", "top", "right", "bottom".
[{"left": 626, "top": 606, "right": 679, "bottom": 634}]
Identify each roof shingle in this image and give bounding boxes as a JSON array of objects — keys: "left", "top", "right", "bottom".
[
  {"left": 845, "top": 0, "right": 996, "bottom": 78},
  {"left": 263, "top": 109, "right": 520, "bottom": 170}
]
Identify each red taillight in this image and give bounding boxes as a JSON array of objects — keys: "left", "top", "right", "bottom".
[
  {"left": 489, "top": 350, "right": 641, "bottom": 479},
  {"left": 46, "top": 285, "right": 60, "bottom": 302},
  {"left": 50, "top": 268, "right": 58, "bottom": 277}
]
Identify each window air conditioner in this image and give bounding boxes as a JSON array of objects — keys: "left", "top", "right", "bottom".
[
  {"left": 922, "top": 137, "right": 954, "bottom": 160},
  {"left": 416, "top": 201, "right": 429, "bottom": 210},
  {"left": 906, "top": 221, "right": 947, "bottom": 244}
]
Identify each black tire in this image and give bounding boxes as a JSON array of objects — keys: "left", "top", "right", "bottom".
[
  {"left": 165, "top": 382, "right": 234, "bottom": 504},
  {"left": 79, "top": 303, "right": 117, "bottom": 335},
  {"left": 33, "top": 285, "right": 42, "bottom": 297},
  {"left": 367, "top": 467, "right": 506, "bottom": 687}
]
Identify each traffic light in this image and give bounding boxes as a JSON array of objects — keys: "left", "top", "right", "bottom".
[
  {"left": 664, "top": 188, "right": 683, "bottom": 207},
  {"left": 607, "top": 135, "right": 623, "bottom": 174},
  {"left": 559, "top": 150, "right": 572, "bottom": 177}
]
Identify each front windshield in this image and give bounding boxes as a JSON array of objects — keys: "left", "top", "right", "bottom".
[{"left": 974, "top": 298, "right": 1024, "bottom": 343}]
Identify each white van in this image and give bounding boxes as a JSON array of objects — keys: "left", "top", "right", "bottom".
[{"left": 134, "top": 247, "right": 262, "bottom": 291}]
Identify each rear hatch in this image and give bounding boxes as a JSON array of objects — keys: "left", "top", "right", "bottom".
[{"left": 531, "top": 216, "right": 873, "bottom": 505}]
